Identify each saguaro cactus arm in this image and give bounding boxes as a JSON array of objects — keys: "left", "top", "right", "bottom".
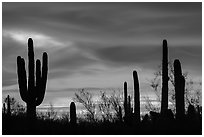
[
  {"left": 17, "top": 56, "right": 28, "bottom": 103},
  {"left": 41, "top": 53, "right": 48, "bottom": 92},
  {"left": 36, "top": 53, "right": 48, "bottom": 106}
]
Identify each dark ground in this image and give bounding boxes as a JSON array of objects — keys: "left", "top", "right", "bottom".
[{"left": 2, "top": 113, "right": 202, "bottom": 135}]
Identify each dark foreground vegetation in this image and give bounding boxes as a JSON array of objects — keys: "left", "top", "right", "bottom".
[
  {"left": 2, "top": 109, "right": 202, "bottom": 135},
  {"left": 2, "top": 38, "right": 202, "bottom": 135}
]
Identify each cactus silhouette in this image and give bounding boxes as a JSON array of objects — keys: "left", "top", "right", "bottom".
[
  {"left": 127, "top": 95, "right": 131, "bottom": 115},
  {"left": 118, "top": 106, "right": 122, "bottom": 122},
  {"left": 161, "top": 39, "right": 169, "bottom": 114},
  {"left": 133, "top": 70, "right": 140, "bottom": 123},
  {"left": 6, "top": 95, "right": 11, "bottom": 116},
  {"left": 127, "top": 95, "right": 132, "bottom": 118},
  {"left": 174, "top": 59, "right": 185, "bottom": 121},
  {"left": 17, "top": 38, "right": 48, "bottom": 121},
  {"left": 127, "top": 95, "right": 133, "bottom": 125},
  {"left": 123, "top": 81, "right": 128, "bottom": 121},
  {"left": 70, "top": 102, "right": 76, "bottom": 125}
]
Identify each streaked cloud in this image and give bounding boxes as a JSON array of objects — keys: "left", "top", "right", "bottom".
[{"left": 3, "top": 29, "right": 70, "bottom": 48}]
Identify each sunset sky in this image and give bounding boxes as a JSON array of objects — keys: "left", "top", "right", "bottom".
[{"left": 2, "top": 2, "right": 202, "bottom": 109}]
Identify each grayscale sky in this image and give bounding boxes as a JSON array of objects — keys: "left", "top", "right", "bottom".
[{"left": 2, "top": 2, "right": 202, "bottom": 107}]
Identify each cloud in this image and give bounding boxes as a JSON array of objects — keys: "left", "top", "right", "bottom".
[
  {"left": 73, "top": 42, "right": 201, "bottom": 70},
  {"left": 2, "top": 2, "right": 201, "bottom": 93},
  {"left": 3, "top": 2, "right": 201, "bottom": 46},
  {"left": 3, "top": 29, "right": 69, "bottom": 48}
]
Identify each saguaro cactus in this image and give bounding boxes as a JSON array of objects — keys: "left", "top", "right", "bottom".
[
  {"left": 70, "top": 102, "right": 76, "bottom": 125},
  {"left": 161, "top": 39, "right": 169, "bottom": 114},
  {"left": 133, "top": 70, "right": 140, "bottom": 123},
  {"left": 123, "top": 82, "right": 128, "bottom": 120},
  {"left": 118, "top": 106, "right": 122, "bottom": 122},
  {"left": 6, "top": 95, "right": 11, "bottom": 116},
  {"left": 126, "top": 95, "right": 133, "bottom": 125},
  {"left": 17, "top": 38, "right": 48, "bottom": 120},
  {"left": 174, "top": 59, "right": 185, "bottom": 121},
  {"left": 127, "top": 95, "right": 132, "bottom": 115}
]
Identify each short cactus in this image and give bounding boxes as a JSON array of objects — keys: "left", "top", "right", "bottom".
[
  {"left": 70, "top": 102, "right": 76, "bottom": 125},
  {"left": 6, "top": 95, "right": 11, "bottom": 116},
  {"left": 17, "top": 38, "right": 48, "bottom": 120}
]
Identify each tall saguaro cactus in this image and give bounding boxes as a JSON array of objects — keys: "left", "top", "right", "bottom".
[
  {"left": 17, "top": 38, "right": 48, "bottom": 120},
  {"left": 174, "top": 59, "right": 185, "bottom": 121},
  {"left": 123, "top": 82, "right": 128, "bottom": 120},
  {"left": 70, "top": 102, "right": 77, "bottom": 125},
  {"left": 161, "top": 39, "right": 169, "bottom": 114},
  {"left": 133, "top": 70, "right": 140, "bottom": 123}
]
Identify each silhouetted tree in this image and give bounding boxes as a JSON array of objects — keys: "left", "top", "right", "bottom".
[
  {"left": 98, "top": 91, "right": 113, "bottom": 121},
  {"left": 108, "top": 91, "right": 123, "bottom": 120},
  {"left": 74, "top": 89, "right": 96, "bottom": 122},
  {"left": 98, "top": 91, "right": 123, "bottom": 122}
]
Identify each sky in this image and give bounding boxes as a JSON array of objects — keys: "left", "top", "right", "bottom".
[{"left": 2, "top": 2, "right": 202, "bottom": 109}]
